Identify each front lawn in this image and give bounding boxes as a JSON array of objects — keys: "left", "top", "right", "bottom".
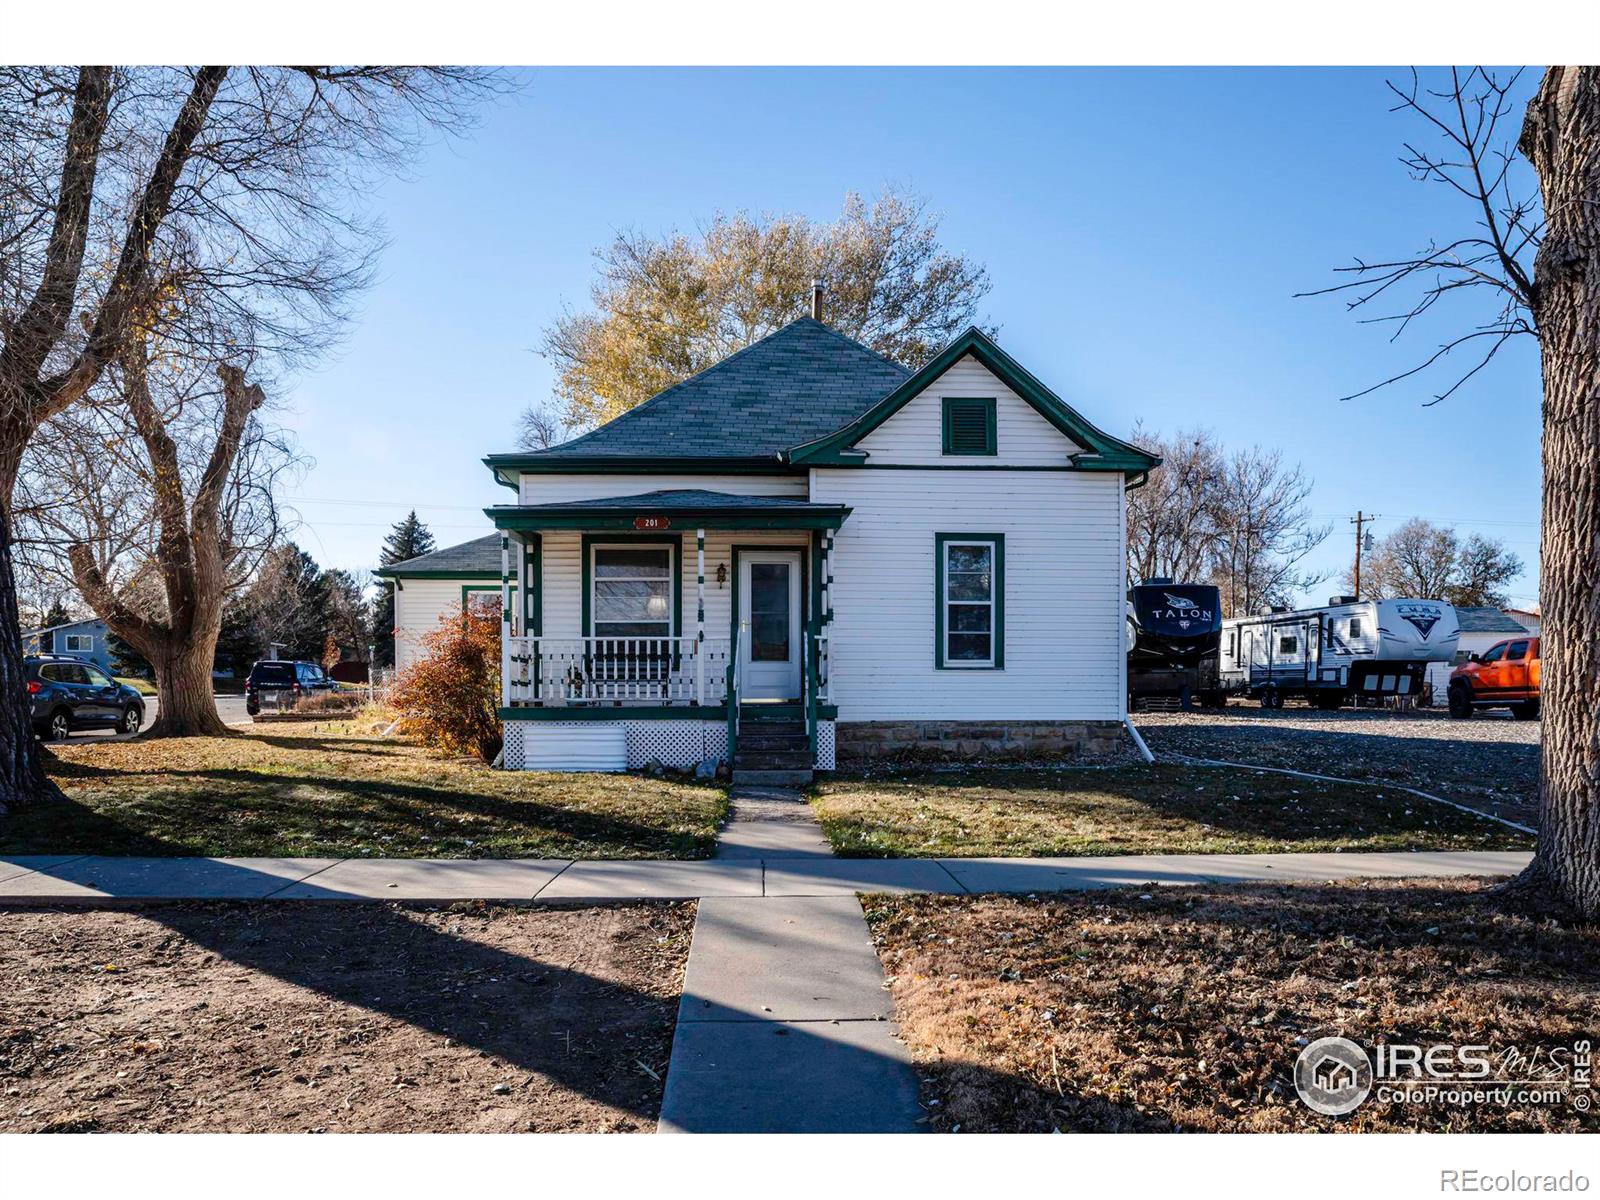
[
  {"left": 866, "top": 878, "right": 1596, "bottom": 1132},
  {"left": 811, "top": 764, "right": 1531, "bottom": 858},
  {"left": 0, "top": 900, "right": 693, "bottom": 1132},
  {"left": 4, "top": 722, "right": 727, "bottom": 859}
]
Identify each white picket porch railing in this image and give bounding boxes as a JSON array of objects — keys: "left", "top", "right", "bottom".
[{"left": 504, "top": 636, "right": 732, "bottom": 708}]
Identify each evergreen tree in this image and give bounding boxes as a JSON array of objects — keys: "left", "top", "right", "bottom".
[
  {"left": 108, "top": 630, "right": 153, "bottom": 678},
  {"left": 382, "top": 512, "right": 436, "bottom": 567},
  {"left": 39, "top": 598, "right": 71, "bottom": 630},
  {"left": 374, "top": 512, "right": 435, "bottom": 667}
]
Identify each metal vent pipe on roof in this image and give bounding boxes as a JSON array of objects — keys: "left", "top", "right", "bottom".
[{"left": 810, "top": 279, "right": 825, "bottom": 321}]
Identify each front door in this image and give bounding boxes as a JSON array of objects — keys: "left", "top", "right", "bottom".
[{"left": 739, "top": 551, "right": 802, "bottom": 701}]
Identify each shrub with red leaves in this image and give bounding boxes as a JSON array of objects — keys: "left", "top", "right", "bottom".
[{"left": 390, "top": 599, "right": 502, "bottom": 762}]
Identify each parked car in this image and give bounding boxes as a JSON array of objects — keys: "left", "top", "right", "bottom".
[
  {"left": 1447, "top": 636, "right": 1541, "bottom": 720},
  {"left": 26, "top": 654, "right": 146, "bottom": 740},
  {"left": 244, "top": 659, "right": 335, "bottom": 716}
]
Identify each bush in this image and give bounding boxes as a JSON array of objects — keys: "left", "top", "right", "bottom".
[
  {"left": 293, "top": 691, "right": 367, "bottom": 714},
  {"left": 389, "top": 602, "right": 502, "bottom": 762}
]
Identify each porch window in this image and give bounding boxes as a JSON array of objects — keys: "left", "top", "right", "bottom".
[
  {"left": 936, "top": 533, "right": 1005, "bottom": 669},
  {"left": 592, "top": 545, "right": 674, "bottom": 639}
]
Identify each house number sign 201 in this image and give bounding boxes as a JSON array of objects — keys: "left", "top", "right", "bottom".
[{"left": 634, "top": 515, "right": 671, "bottom": 530}]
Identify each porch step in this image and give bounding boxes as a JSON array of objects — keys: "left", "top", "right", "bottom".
[
  {"left": 731, "top": 768, "right": 815, "bottom": 787},
  {"left": 734, "top": 750, "right": 815, "bottom": 771},
  {"left": 738, "top": 730, "right": 811, "bottom": 752}
]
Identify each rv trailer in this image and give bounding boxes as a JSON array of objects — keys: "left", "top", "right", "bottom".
[
  {"left": 1219, "top": 596, "right": 1460, "bottom": 709},
  {"left": 1126, "top": 580, "right": 1224, "bottom": 709}
]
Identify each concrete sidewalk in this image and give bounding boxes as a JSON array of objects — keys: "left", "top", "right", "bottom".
[{"left": 0, "top": 848, "right": 1533, "bottom": 903}]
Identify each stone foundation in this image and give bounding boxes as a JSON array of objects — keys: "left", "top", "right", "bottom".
[{"left": 836, "top": 719, "right": 1127, "bottom": 764}]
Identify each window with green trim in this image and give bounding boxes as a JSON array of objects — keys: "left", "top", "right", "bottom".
[
  {"left": 942, "top": 397, "right": 997, "bottom": 456},
  {"left": 936, "top": 534, "right": 1004, "bottom": 668},
  {"left": 591, "top": 545, "right": 673, "bottom": 639}
]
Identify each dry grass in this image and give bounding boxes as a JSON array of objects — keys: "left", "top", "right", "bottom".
[
  {"left": 0, "top": 901, "right": 694, "bottom": 1132},
  {"left": 812, "top": 764, "right": 1530, "bottom": 858},
  {"left": 3, "top": 721, "right": 727, "bottom": 859},
  {"left": 866, "top": 878, "right": 1597, "bottom": 1132}
]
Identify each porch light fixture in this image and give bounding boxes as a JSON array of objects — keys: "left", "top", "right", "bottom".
[{"left": 716, "top": 563, "right": 728, "bottom": 588}]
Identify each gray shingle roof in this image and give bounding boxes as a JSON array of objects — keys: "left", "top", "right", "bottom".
[
  {"left": 1455, "top": 606, "right": 1531, "bottom": 634},
  {"left": 514, "top": 318, "right": 910, "bottom": 460},
  {"left": 503, "top": 489, "right": 835, "bottom": 512},
  {"left": 377, "top": 533, "right": 500, "bottom": 576}
]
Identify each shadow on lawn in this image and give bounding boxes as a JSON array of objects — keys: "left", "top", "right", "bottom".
[
  {"left": 821, "top": 765, "right": 1529, "bottom": 859},
  {"left": 11, "top": 765, "right": 719, "bottom": 859}
]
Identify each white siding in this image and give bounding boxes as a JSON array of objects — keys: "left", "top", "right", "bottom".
[
  {"left": 518, "top": 472, "right": 805, "bottom": 505},
  {"left": 852, "top": 356, "right": 1084, "bottom": 466},
  {"left": 811, "top": 467, "right": 1125, "bottom": 721},
  {"left": 394, "top": 578, "right": 494, "bottom": 672},
  {"left": 537, "top": 529, "right": 809, "bottom": 641}
]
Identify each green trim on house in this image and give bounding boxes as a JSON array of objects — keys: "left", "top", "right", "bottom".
[
  {"left": 786, "top": 327, "right": 1160, "bottom": 475},
  {"left": 462, "top": 583, "right": 517, "bottom": 610},
  {"left": 523, "top": 534, "right": 542, "bottom": 636},
  {"left": 941, "top": 396, "right": 997, "bottom": 456},
  {"left": 375, "top": 568, "right": 500, "bottom": 580},
  {"left": 488, "top": 506, "right": 849, "bottom": 532},
  {"left": 580, "top": 533, "right": 683, "bottom": 643},
  {"left": 934, "top": 532, "right": 1005, "bottom": 670},
  {"left": 485, "top": 454, "right": 795, "bottom": 475},
  {"left": 500, "top": 705, "right": 727, "bottom": 722},
  {"left": 499, "top": 702, "right": 838, "bottom": 722}
]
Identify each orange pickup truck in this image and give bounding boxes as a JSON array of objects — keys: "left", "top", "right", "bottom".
[{"left": 1447, "top": 636, "right": 1540, "bottom": 720}]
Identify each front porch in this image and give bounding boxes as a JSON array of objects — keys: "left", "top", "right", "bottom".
[{"left": 485, "top": 490, "right": 848, "bottom": 773}]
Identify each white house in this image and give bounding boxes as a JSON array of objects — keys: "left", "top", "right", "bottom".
[
  {"left": 414, "top": 316, "right": 1159, "bottom": 779},
  {"left": 377, "top": 534, "right": 505, "bottom": 672}
]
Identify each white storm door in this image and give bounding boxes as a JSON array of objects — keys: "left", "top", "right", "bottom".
[{"left": 739, "top": 551, "right": 803, "bottom": 700}]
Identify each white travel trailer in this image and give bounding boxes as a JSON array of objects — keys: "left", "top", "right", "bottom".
[{"left": 1219, "top": 596, "right": 1460, "bottom": 709}]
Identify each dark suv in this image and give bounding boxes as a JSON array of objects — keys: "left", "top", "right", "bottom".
[
  {"left": 245, "top": 659, "right": 335, "bottom": 716},
  {"left": 26, "top": 655, "right": 146, "bottom": 740}
]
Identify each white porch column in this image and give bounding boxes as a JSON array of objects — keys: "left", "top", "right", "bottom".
[
  {"left": 695, "top": 528, "right": 706, "bottom": 705},
  {"left": 499, "top": 533, "right": 512, "bottom": 708}
]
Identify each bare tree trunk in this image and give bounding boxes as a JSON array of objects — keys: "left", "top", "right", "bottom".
[
  {"left": 147, "top": 629, "right": 230, "bottom": 738},
  {"left": 0, "top": 478, "right": 61, "bottom": 813},
  {"left": 1520, "top": 67, "right": 1600, "bottom": 920}
]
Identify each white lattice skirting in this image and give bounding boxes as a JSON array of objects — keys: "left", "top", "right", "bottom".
[{"left": 503, "top": 718, "right": 834, "bottom": 772}]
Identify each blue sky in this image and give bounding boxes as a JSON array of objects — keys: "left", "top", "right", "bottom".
[{"left": 285, "top": 67, "right": 1543, "bottom": 607}]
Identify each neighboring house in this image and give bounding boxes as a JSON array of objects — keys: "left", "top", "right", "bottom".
[
  {"left": 1503, "top": 604, "right": 1541, "bottom": 636},
  {"left": 20, "top": 617, "right": 115, "bottom": 675},
  {"left": 1427, "top": 606, "right": 1530, "bottom": 703},
  {"left": 375, "top": 533, "right": 505, "bottom": 672},
  {"left": 471, "top": 316, "right": 1159, "bottom": 774}
]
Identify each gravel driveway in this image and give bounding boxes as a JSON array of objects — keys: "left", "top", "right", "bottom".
[{"left": 1134, "top": 706, "right": 1540, "bottom": 829}]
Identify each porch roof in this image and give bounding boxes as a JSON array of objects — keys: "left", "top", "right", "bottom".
[{"left": 485, "top": 489, "right": 851, "bottom": 531}]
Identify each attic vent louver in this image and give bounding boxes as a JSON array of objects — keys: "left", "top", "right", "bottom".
[{"left": 942, "top": 397, "right": 996, "bottom": 456}]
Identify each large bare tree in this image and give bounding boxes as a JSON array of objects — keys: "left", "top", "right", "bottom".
[
  {"left": 1125, "top": 426, "right": 1329, "bottom": 615},
  {"left": 537, "top": 187, "right": 993, "bottom": 432},
  {"left": 1345, "top": 516, "right": 1522, "bottom": 606},
  {"left": 1308, "top": 66, "right": 1599, "bottom": 919},
  {"left": 0, "top": 67, "right": 495, "bottom": 808}
]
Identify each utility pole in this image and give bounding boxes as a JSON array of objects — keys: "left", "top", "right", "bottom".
[{"left": 1351, "top": 512, "right": 1377, "bottom": 598}]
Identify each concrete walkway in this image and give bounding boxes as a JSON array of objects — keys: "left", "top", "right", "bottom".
[
  {"left": 660, "top": 787, "right": 922, "bottom": 1132},
  {"left": 0, "top": 848, "right": 1533, "bottom": 902},
  {"left": 0, "top": 799, "right": 1532, "bottom": 1134}
]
